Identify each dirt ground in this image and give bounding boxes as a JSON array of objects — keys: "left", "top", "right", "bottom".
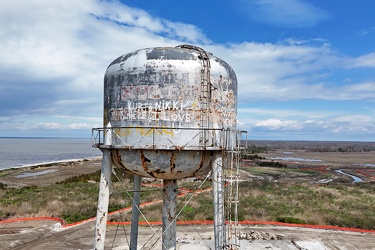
[
  {"left": 1, "top": 218, "right": 374, "bottom": 249},
  {"left": 0, "top": 152, "right": 374, "bottom": 249}
]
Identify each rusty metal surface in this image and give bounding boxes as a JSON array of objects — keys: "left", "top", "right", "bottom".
[
  {"left": 99, "top": 45, "right": 238, "bottom": 179},
  {"left": 92, "top": 45, "right": 246, "bottom": 249},
  {"left": 111, "top": 148, "right": 213, "bottom": 179},
  {"left": 104, "top": 46, "right": 237, "bottom": 143}
]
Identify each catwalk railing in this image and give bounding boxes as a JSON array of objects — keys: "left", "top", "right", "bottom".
[{"left": 92, "top": 126, "right": 247, "bottom": 151}]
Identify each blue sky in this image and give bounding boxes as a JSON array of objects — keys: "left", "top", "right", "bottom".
[{"left": 0, "top": 0, "right": 374, "bottom": 141}]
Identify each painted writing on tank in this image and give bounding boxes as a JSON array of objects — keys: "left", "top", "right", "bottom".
[
  {"left": 110, "top": 77, "right": 237, "bottom": 127},
  {"left": 110, "top": 100, "right": 192, "bottom": 123},
  {"left": 121, "top": 84, "right": 199, "bottom": 101}
]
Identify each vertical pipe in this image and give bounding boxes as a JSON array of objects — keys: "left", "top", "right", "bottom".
[
  {"left": 93, "top": 148, "right": 112, "bottom": 250},
  {"left": 162, "top": 179, "right": 177, "bottom": 250},
  {"left": 130, "top": 175, "right": 142, "bottom": 250},
  {"left": 213, "top": 153, "right": 224, "bottom": 249}
]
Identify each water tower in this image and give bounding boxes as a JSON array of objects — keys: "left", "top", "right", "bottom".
[{"left": 92, "top": 45, "right": 245, "bottom": 249}]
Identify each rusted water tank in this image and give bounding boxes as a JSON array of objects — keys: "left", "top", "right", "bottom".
[{"left": 103, "top": 45, "right": 237, "bottom": 179}]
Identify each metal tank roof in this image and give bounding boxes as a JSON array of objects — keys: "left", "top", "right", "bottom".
[{"left": 93, "top": 45, "right": 239, "bottom": 179}]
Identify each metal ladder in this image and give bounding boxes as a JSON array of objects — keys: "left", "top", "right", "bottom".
[
  {"left": 176, "top": 45, "right": 211, "bottom": 146},
  {"left": 198, "top": 49, "right": 211, "bottom": 146},
  {"left": 225, "top": 130, "right": 247, "bottom": 249}
]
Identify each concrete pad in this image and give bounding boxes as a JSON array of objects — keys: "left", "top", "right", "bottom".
[
  {"left": 179, "top": 244, "right": 210, "bottom": 250},
  {"left": 239, "top": 240, "right": 298, "bottom": 249},
  {"left": 295, "top": 240, "right": 326, "bottom": 250}
]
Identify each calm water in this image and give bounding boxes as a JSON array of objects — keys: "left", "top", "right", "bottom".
[
  {"left": 335, "top": 169, "right": 363, "bottom": 182},
  {"left": 268, "top": 156, "right": 323, "bottom": 162},
  {"left": 0, "top": 138, "right": 101, "bottom": 170}
]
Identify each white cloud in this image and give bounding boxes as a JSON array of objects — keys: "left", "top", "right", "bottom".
[
  {"left": 353, "top": 52, "right": 375, "bottom": 67},
  {"left": 238, "top": 0, "right": 330, "bottom": 28},
  {"left": 331, "top": 115, "right": 374, "bottom": 123},
  {"left": 239, "top": 114, "right": 375, "bottom": 139},
  {"left": 254, "top": 119, "right": 303, "bottom": 130},
  {"left": 0, "top": 0, "right": 209, "bottom": 122},
  {"left": 95, "top": 1, "right": 209, "bottom": 44},
  {"left": 0, "top": 0, "right": 207, "bottom": 77},
  {"left": 209, "top": 41, "right": 375, "bottom": 102},
  {"left": 238, "top": 107, "right": 340, "bottom": 120},
  {"left": 0, "top": 115, "right": 101, "bottom": 131},
  {"left": 0, "top": 0, "right": 373, "bottom": 140}
]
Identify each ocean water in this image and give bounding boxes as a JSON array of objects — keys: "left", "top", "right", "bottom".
[{"left": 0, "top": 138, "right": 101, "bottom": 170}]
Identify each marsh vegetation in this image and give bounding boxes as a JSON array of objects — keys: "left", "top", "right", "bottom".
[{"left": 1, "top": 165, "right": 374, "bottom": 230}]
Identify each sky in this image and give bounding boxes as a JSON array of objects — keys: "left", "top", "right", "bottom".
[{"left": 0, "top": 0, "right": 374, "bottom": 141}]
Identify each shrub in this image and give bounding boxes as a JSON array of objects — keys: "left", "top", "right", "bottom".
[
  {"left": 0, "top": 182, "right": 7, "bottom": 189},
  {"left": 276, "top": 216, "right": 306, "bottom": 224}
]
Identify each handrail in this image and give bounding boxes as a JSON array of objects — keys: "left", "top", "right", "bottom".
[{"left": 91, "top": 126, "right": 247, "bottom": 151}]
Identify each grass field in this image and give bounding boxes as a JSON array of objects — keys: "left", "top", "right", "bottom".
[{"left": 1, "top": 166, "right": 374, "bottom": 230}]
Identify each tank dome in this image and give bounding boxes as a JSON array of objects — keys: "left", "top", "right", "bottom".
[{"left": 103, "top": 45, "right": 238, "bottom": 179}]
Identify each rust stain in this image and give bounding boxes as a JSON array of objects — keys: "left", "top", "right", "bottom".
[
  {"left": 170, "top": 152, "right": 176, "bottom": 172},
  {"left": 140, "top": 150, "right": 155, "bottom": 178},
  {"left": 154, "top": 169, "right": 166, "bottom": 174},
  {"left": 192, "top": 151, "right": 206, "bottom": 176},
  {"left": 169, "top": 212, "right": 174, "bottom": 221},
  {"left": 112, "top": 150, "right": 127, "bottom": 172},
  {"left": 99, "top": 213, "right": 106, "bottom": 224}
]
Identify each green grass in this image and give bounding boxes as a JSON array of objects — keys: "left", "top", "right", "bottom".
[
  {"left": 0, "top": 169, "right": 144, "bottom": 224},
  {"left": 1, "top": 169, "right": 374, "bottom": 230},
  {"left": 236, "top": 181, "right": 375, "bottom": 229}
]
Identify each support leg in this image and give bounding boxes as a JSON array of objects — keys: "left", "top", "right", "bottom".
[
  {"left": 162, "top": 179, "right": 177, "bottom": 250},
  {"left": 130, "top": 175, "right": 142, "bottom": 250},
  {"left": 93, "top": 149, "right": 112, "bottom": 250},
  {"left": 213, "top": 154, "right": 224, "bottom": 249}
]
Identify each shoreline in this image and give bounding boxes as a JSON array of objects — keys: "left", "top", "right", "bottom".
[
  {"left": 0, "top": 157, "right": 102, "bottom": 188},
  {"left": 0, "top": 137, "right": 101, "bottom": 170},
  {"left": 0, "top": 156, "right": 102, "bottom": 172}
]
